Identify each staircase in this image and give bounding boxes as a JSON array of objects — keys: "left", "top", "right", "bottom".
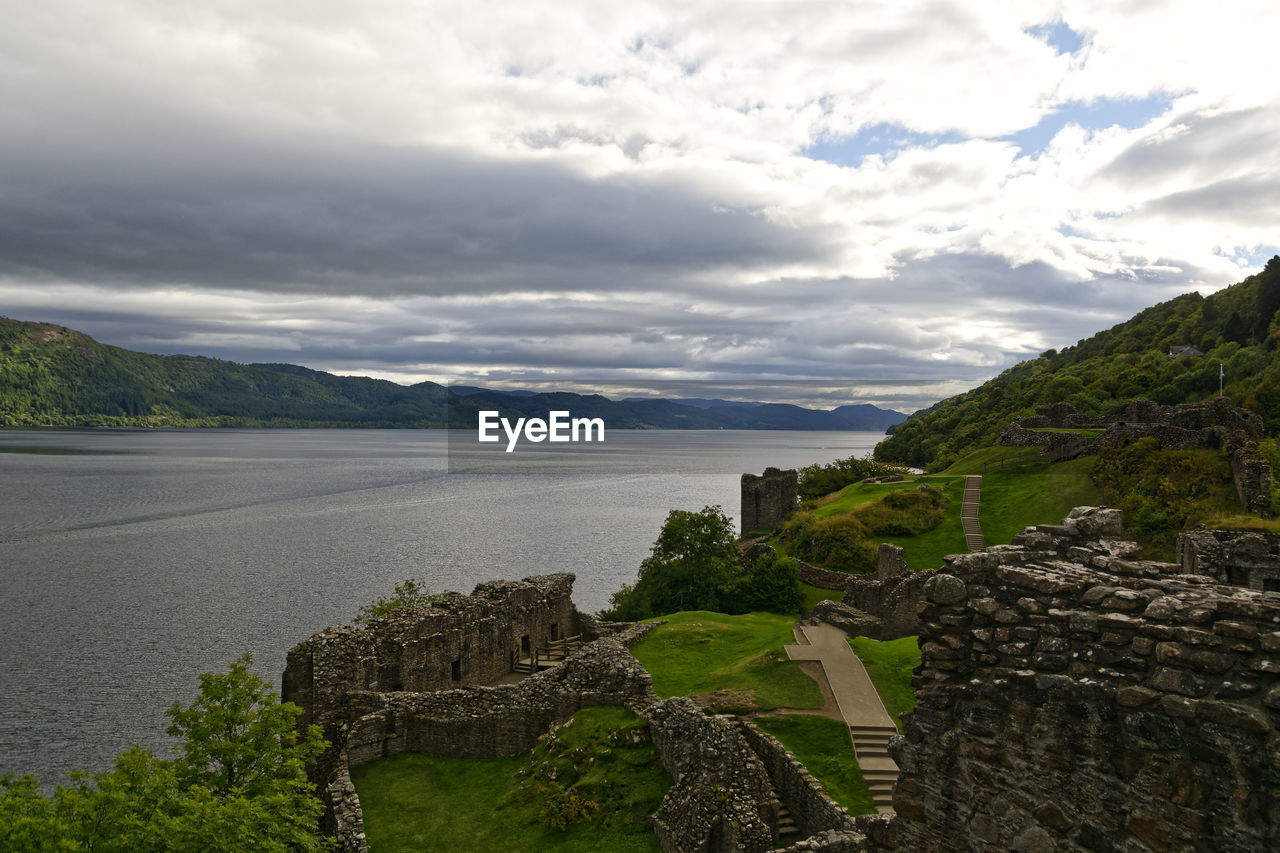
[
  {"left": 961, "top": 474, "right": 984, "bottom": 551},
  {"left": 513, "top": 634, "right": 583, "bottom": 674},
  {"left": 774, "top": 798, "right": 800, "bottom": 846},
  {"left": 849, "top": 724, "right": 899, "bottom": 811}
]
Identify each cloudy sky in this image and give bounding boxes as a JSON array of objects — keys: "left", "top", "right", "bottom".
[{"left": 2, "top": 0, "right": 1278, "bottom": 411}]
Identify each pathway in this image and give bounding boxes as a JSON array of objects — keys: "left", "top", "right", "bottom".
[
  {"left": 961, "top": 474, "right": 985, "bottom": 551},
  {"left": 784, "top": 623, "right": 899, "bottom": 813}
]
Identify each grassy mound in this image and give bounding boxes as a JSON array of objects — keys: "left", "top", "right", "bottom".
[
  {"left": 351, "top": 706, "right": 669, "bottom": 853},
  {"left": 753, "top": 715, "right": 876, "bottom": 815},
  {"left": 630, "top": 611, "right": 823, "bottom": 712}
]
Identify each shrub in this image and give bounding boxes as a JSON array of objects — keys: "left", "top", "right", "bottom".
[
  {"left": 354, "top": 579, "right": 440, "bottom": 624},
  {"left": 721, "top": 551, "right": 804, "bottom": 615},
  {"left": 798, "top": 455, "right": 908, "bottom": 500},
  {"left": 780, "top": 512, "right": 878, "bottom": 572}
]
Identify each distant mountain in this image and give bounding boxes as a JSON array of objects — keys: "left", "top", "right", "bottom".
[
  {"left": 629, "top": 397, "right": 763, "bottom": 409},
  {"left": 0, "top": 316, "right": 909, "bottom": 431},
  {"left": 829, "top": 403, "right": 909, "bottom": 431},
  {"left": 876, "top": 257, "right": 1280, "bottom": 471}
]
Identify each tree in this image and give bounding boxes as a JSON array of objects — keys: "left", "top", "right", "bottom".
[
  {"left": 0, "top": 657, "right": 331, "bottom": 853},
  {"left": 721, "top": 551, "right": 804, "bottom": 615},
  {"left": 601, "top": 505, "right": 739, "bottom": 619},
  {"left": 166, "top": 654, "right": 327, "bottom": 798}
]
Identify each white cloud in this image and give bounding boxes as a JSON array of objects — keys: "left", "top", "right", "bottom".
[{"left": 1, "top": 0, "right": 1277, "bottom": 410}]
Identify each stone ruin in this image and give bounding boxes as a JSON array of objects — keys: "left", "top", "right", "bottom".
[
  {"left": 283, "top": 573, "right": 884, "bottom": 853},
  {"left": 286, "top": 510, "right": 1280, "bottom": 852},
  {"left": 791, "top": 507, "right": 1280, "bottom": 852},
  {"left": 741, "top": 467, "right": 798, "bottom": 535},
  {"left": 997, "top": 398, "right": 1272, "bottom": 514}
]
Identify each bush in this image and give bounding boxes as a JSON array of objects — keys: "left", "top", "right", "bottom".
[
  {"left": 798, "top": 455, "right": 907, "bottom": 500},
  {"left": 1092, "top": 438, "right": 1234, "bottom": 555},
  {"left": 780, "top": 512, "right": 878, "bottom": 572},
  {"left": 721, "top": 551, "right": 804, "bottom": 615},
  {"left": 857, "top": 487, "right": 947, "bottom": 536},
  {"left": 354, "top": 579, "right": 440, "bottom": 624}
]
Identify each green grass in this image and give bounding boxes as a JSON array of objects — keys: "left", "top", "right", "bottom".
[
  {"left": 811, "top": 479, "right": 925, "bottom": 517},
  {"left": 848, "top": 637, "right": 921, "bottom": 732},
  {"left": 631, "top": 611, "right": 823, "bottom": 712},
  {"left": 351, "top": 706, "right": 668, "bottom": 853},
  {"left": 976, "top": 455, "right": 1102, "bottom": 547},
  {"left": 753, "top": 715, "right": 875, "bottom": 815},
  {"left": 799, "top": 582, "right": 844, "bottom": 612},
  {"left": 879, "top": 476, "right": 968, "bottom": 570}
]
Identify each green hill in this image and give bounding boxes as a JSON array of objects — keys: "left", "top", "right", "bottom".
[
  {"left": 877, "top": 257, "right": 1280, "bottom": 471},
  {"left": 0, "top": 317, "right": 451, "bottom": 427},
  {"left": 0, "top": 316, "right": 908, "bottom": 430}
]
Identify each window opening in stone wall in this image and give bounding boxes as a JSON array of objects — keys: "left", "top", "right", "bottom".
[
  {"left": 551, "top": 622, "right": 559, "bottom": 641},
  {"left": 451, "top": 658, "right": 461, "bottom": 682},
  {"left": 1265, "top": 578, "right": 1280, "bottom": 592}
]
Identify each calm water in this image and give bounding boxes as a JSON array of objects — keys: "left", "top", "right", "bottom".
[{"left": 0, "top": 428, "right": 882, "bottom": 785}]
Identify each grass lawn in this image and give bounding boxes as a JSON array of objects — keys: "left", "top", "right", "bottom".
[
  {"left": 880, "top": 475, "right": 967, "bottom": 570},
  {"left": 799, "top": 582, "right": 844, "bottom": 612},
  {"left": 631, "top": 611, "right": 823, "bottom": 712},
  {"left": 811, "top": 479, "right": 927, "bottom": 517},
  {"left": 975, "top": 455, "right": 1101, "bottom": 547},
  {"left": 848, "top": 636, "right": 921, "bottom": 732},
  {"left": 351, "top": 706, "right": 668, "bottom": 853},
  {"left": 753, "top": 715, "right": 876, "bottom": 815}
]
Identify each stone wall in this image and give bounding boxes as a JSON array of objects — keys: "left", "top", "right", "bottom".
[
  {"left": 889, "top": 507, "right": 1280, "bottom": 852},
  {"left": 340, "top": 628, "right": 657, "bottom": 766},
  {"left": 742, "top": 467, "right": 799, "bottom": 534},
  {"left": 647, "top": 698, "right": 777, "bottom": 853},
  {"left": 283, "top": 573, "right": 584, "bottom": 733},
  {"left": 1230, "top": 446, "right": 1272, "bottom": 516},
  {"left": 1178, "top": 528, "right": 1280, "bottom": 591},
  {"left": 737, "top": 721, "right": 862, "bottom": 840},
  {"left": 810, "top": 548, "right": 934, "bottom": 640}
]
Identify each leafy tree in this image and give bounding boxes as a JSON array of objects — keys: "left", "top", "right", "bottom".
[
  {"left": 353, "top": 578, "right": 438, "bottom": 624},
  {"left": 167, "top": 654, "right": 327, "bottom": 797},
  {"left": 0, "top": 658, "right": 331, "bottom": 853},
  {"left": 721, "top": 551, "right": 804, "bottom": 615},
  {"left": 601, "top": 506, "right": 739, "bottom": 619}
]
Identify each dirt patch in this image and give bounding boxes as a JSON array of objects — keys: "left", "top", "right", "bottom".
[{"left": 691, "top": 689, "right": 759, "bottom": 715}]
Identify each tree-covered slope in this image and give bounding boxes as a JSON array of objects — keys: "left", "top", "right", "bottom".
[
  {"left": 877, "top": 257, "right": 1280, "bottom": 471},
  {"left": 0, "top": 317, "right": 450, "bottom": 427},
  {"left": 0, "top": 316, "right": 908, "bottom": 430}
]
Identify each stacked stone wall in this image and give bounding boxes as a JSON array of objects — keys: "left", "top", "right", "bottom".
[
  {"left": 1179, "top": 527, "right": 1280, "bottom": 591},
  {"left": 646, "top": 697, "right": 776, "bottom": 853},
  {"left": 890, "top": 508, "right": 1280, "bottom": 852},
  {"left": 283, "top": 573, "right": 583, "bottom": 732},
  {"left": 742, "top": 467, "right": 799, "bottom": 534},
  {"left": 737, "top": 721, "right": 861, "bottom": 839}
]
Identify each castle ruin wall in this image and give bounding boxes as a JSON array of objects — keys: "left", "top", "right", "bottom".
[
  {"left": 741, "top": 467, "right": 798, "bottom": 535},
  {"left": 889, "top": 508, "right": 1280, "bottom": 852}
]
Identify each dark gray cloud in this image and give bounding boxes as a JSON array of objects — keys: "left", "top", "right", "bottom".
[{"left": 0, "top": 123, "right": 831, "bottom": 297}]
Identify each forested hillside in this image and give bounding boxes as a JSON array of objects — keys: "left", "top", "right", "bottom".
[
  {"left": 0, "top": 318, "right": 451, "bottom": 427},
  {"left": 877, "top": 257, "right": 1280, "bottom": 471},
  {"left": 0, "top": 317, "right": 906, "bottom": 430}
]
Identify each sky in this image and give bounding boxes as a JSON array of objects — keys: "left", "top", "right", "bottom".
[{"left": 2, "top": 1, "right": 1278, "bottom": 413}]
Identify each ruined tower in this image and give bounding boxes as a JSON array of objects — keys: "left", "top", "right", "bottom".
[{"left": 740, "top": 467, "right": 798, "bottom": 535}]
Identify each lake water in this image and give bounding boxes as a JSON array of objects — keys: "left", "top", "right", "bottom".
[{"left": 0, "top": 427, "right": 883, "bottom": 785}]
